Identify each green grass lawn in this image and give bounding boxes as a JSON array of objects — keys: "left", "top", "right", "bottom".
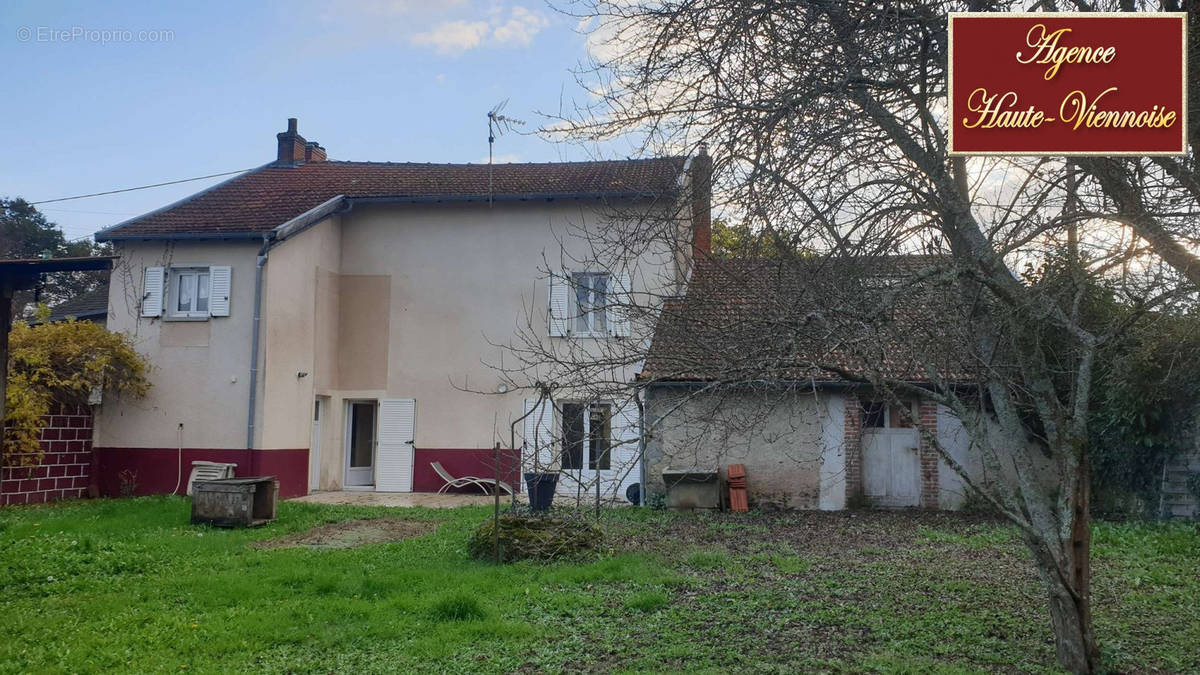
[{"left": 1, "top": 498, "right": 1196, "bottom": 673}]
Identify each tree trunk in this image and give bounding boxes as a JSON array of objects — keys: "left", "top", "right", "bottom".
[{"left": 1029, "top": 454, "right": 1101, "bottom": 674}]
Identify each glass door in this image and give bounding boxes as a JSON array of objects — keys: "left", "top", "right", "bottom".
[{"left": 344, "top": 401, "right": 376, "bottom": 487}]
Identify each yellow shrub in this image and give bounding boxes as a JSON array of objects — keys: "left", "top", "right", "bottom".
[{"left": 4, "top": 319, "right": 150, "bottom": 464}]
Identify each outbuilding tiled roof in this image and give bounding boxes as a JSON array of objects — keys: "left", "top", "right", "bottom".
[
  {"left": 44, "top": 283, "right": 109, "bottom": 323},
  {"left": 640, "top": 256, "right": 973, "bottom": 385},
  {"left": 97, "top": 158, "right": 686, "bottom": 241}
]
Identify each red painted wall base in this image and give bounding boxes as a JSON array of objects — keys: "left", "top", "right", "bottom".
[
  {"left": 94, "top": 448, "right": 309, "bottom": 498},
  {"left": 412, "top": 448, "right": 522, "bottom": 494}
]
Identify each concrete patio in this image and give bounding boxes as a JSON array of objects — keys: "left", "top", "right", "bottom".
[{"left": 291, "top": 491, "right": 524, "bottom": 508}]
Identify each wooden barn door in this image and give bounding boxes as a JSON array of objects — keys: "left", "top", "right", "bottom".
[{"left": 861, "top": 401, "right": 920, "bottom": 507}]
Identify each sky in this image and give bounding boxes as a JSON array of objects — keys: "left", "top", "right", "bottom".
[{"left": 0, "top": 1, "right": 622, "bottom": 243}]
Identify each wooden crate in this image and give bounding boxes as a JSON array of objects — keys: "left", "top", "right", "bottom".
[{"left": 190, "top": 477, "right": 278, "bottom": 528}]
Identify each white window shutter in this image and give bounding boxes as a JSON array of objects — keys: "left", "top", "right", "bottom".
[
  {"left": 141, "top": 266, "right": 164, "bottom": 317},
  {"left": 613, "top": 399, "right": 642, "bottom": 501},
  {"left": 208, "top": 265, "right": 232, "bottom": 317},
  {"left": 376, "top": 398, "right": 415, "bottom": 492},
  {"left": 523, "top": 398, "right": 556, "bottom": 472},
  {"left": 548, "top": 273, "right": 569, "bottom": 337},
  {"left": 608, "top": 272, "right": 632, "bottom": 338}
]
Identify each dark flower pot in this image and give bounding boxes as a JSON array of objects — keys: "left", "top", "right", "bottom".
[{"left": 524, "top": 472, "right": 558, "bottom": 511}]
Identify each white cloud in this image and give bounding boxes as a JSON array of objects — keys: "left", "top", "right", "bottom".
[
  {"left": 411, "top": 5, "right": 549, "bottom": 56},
  {"left": 491, "top": 6, "right": 549, "bottom": 48},
  {"left": 412, "top": 19, "right": 491, "bottom": 54}
]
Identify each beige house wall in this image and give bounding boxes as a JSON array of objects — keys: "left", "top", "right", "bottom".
[
  {"left": 97, "top": 198, "right": 685, "bottom": 493},
  {"left": 328, "top": 201, "right": 680, "bottom": 452},
  {"left": 260, "top": 215, "right": 343, "bottom": 451},
  {"left": 94, "top": 239, "right": 261, "bottom": 450}
]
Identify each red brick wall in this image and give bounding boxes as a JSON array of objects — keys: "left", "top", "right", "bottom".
[
  {"left": 1, "top": 404, "right": 93, "bottom": 506},
  {"left": 844, "top": 393, "right": 862, "bottom": 504},
  {"left": 918, "top": 399, "right": 940, "bottom": 509}
]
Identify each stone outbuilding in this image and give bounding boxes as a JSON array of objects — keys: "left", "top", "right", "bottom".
[{"left": 638, "top": 256, "right": 980, "bottom": 510}]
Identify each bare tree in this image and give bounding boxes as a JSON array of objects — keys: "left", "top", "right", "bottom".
[{"left": 484, "top": 1, "right": 1200, "bottom": 672}]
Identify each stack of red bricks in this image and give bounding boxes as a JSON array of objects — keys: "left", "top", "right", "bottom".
[
  {"left": 1, "top": 404, "right": 94, "bottom": 506},
  {"left": 727, "top": 464, "right": 748, "bottom": 512}
]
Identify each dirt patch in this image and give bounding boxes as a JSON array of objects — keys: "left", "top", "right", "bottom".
[{"left": 251, "top": 518, "right": 438, "bottom": 550}]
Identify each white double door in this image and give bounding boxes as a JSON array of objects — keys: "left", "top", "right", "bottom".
[{"left": 862, "top": 428, "right": 921, "bottom": 507}]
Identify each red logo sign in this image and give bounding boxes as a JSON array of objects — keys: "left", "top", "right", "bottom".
[{"left": 949, "top": 13, "right": 1187, "bottom": 156}]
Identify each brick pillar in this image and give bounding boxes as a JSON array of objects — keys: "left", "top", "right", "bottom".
[
  {"left": 918, "top": 399, "right": 940, "bottom": 509},
  {"left": 844, "top": 393, "right": 862, "bottom": 504}
]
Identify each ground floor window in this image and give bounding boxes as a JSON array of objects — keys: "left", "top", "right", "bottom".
[{"left": 561, "top": 402, "right": 612, "bottom": 470}]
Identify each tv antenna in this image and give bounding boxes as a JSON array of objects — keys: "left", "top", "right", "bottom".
[{"left": 487, "top": 100, "right": 524, "bottom": 206}]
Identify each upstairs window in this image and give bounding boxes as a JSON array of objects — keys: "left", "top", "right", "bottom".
[
  {"left": 572, "top": 272, "right": 610, "bottom": 336},
  {"left": 141, "top": 265, "right": 230, "bottom": 319},
  {"left": 548, "top": 269, "right": 629, "bottom": 338},
  {"left": 170, "top": 268, "right": 211, "bottom": 318}
]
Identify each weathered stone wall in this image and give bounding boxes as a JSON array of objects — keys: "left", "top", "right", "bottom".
[{"left": 644, "top": 388, "right": 832, "bottom": 509}]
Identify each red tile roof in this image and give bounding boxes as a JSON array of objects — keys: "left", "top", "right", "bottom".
[
  {"left": 97, "top": 158, "right": 686, "bottom": 240},
  {"left": 639, "top": 256, "right": 973, "bottom": 385}
]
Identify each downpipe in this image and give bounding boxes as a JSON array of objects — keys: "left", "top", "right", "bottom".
[
  {"left": 637, "top": 389, "right": 647, "bottom": 506},
  {"left": 245, "top": 234, "right": 274, "bottom": 452}
]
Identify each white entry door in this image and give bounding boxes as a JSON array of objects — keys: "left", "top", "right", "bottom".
[
  {"left": 862, "top": 428, "right": 920, "bottom": 507},
  {"left": 376, "top": 398, "right": 416, "bottom": 492}
]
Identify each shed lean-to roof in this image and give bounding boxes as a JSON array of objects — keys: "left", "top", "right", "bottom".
[
  {"left": 95, "top": 158, "right": 686, "bottom": 241},
  {"left": 0, "top": 256, "right": 116, "bottom": 289},
  {"left": 639, "top": 256, "right": 974, "bottom": 385},
  {"left": 43, "top": 282, "right": 110, "bottom": 323}
]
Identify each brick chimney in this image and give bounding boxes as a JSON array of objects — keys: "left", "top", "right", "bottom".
[
  {"left": 690, "top": 143, "right": 712, "bottom": 258},
  {"left": 276, "top": 118, "right": 325, "bottom": 164},
  {"left": 305, "top": 141, "right": 327, "bottom": 162}
]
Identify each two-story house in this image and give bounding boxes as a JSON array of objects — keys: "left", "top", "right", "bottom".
[{"left": 92, "top": 119, "right": 711, "bottom": 499}]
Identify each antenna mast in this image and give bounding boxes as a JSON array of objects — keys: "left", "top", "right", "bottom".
[{"left": 487, "top": 100, "right": 525, "bottom": 207}]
